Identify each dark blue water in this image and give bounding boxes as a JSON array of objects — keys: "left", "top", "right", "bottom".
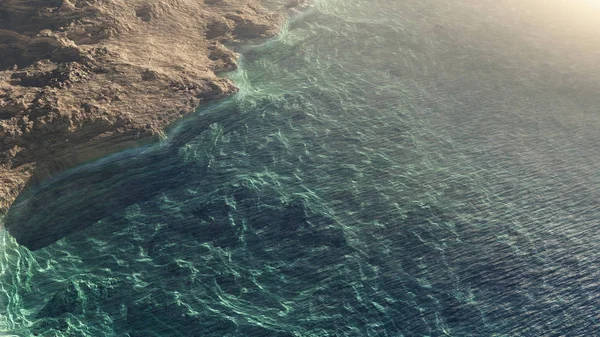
[{"left": 2, "top": 0, "right": 600, "bottom": 335}]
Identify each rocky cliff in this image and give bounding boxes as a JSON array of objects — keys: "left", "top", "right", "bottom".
[{"left": 0, "top": 0, "right": 284, "bottom": 212}]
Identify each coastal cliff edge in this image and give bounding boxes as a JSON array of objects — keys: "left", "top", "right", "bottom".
[{"left": 0, "top": 0, "right": 285, "bottom": 212}]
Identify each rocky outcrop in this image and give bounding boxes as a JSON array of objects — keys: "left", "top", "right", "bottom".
[{"left": 0, "top": 0, "right": 284, "bottom": 212}]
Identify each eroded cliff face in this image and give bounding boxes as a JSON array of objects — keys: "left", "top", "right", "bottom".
[{"left": 0, "top": 0, "right": 284, "bottom": 212}]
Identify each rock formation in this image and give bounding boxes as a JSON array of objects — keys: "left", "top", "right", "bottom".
[{"left": 0, "top": 0, "right": 284, "bottom": 212}]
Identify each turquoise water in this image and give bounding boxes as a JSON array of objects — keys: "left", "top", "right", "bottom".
[{"left": 3, "top": 0, "right": 600, "bottom": 335}]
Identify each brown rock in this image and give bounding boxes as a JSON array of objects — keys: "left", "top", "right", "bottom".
[
  {"left": 0, "top": 0, "right": 285, "bottom": 213},
  {"left": 206, "top": 16, "right": 236, "bottom": 40}
]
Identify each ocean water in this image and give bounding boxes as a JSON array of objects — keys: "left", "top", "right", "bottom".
[{"left": 2, "top": 0, "right": 600, "bottom": 335}]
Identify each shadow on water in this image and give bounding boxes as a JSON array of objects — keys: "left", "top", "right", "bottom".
[
  {"left": 3, "top": 96, "right": 248, "bottom": 251},
  {"left": 25, "top": 177, "right": 352, "bottom": 336}
]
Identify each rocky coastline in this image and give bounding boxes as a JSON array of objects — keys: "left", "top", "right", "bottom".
[{"left": 0, "top": 0, "right": 287, "bottom": 212}]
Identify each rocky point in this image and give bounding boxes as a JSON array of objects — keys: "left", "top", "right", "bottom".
[{"left": 0, "top": 0, "right": 285, "bottom": 212}]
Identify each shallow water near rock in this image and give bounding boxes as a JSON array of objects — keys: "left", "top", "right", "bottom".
[{"left": 2, "top": 0, "right": 600, "bottom": 335}]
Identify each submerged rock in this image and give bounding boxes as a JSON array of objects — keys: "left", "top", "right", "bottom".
[
  {"left": 37, "top": 277, "right": 123, "bottom": 318},
  {"left": 126, "top": 291, "right": 238, "bottom": 336},
  {"left": 285, "top": 0, "right": 315, "bottom": 16}
]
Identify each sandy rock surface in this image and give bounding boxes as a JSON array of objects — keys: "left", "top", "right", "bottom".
[{"left": 0, "top": 0, "right": 284, "bottom": 212}]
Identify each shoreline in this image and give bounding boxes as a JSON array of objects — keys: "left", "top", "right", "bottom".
[{"left": 0, "top": 0, "right": 289, "bottom": 213}]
